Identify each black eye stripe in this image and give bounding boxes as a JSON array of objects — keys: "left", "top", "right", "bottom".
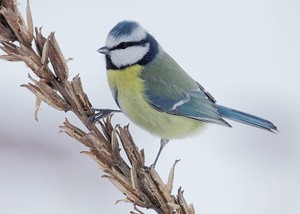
[{"left": 110, "top": 39, "right": 148, "bottom": 51}]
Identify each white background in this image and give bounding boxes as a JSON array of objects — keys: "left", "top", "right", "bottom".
[{"left": 1, "top": 0, "right": 299, "bottom": 213}]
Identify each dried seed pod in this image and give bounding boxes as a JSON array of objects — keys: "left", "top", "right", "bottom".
[{"left": 48, "top": 33, "right": 69, "bottom": 81}]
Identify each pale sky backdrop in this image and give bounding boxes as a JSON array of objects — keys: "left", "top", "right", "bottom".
[{"left": 1, "top": 0, "right": 299, "bottom": 213}]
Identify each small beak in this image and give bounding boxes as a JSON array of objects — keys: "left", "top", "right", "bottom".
[{"left": 97, "top": 46, "right": 109, "bottom": 54}]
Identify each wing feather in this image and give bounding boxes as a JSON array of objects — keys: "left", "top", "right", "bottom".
[{"left": 140, "top": 51, "right": 230, "bottom": 126}]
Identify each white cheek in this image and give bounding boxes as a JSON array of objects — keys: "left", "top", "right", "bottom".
[{"left": 110, "top": 44, "right": 150, "bottom": 68}]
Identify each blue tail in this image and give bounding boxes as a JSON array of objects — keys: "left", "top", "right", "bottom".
[{"left": 216, "top": 105, "right": 278, "bottom": 132}]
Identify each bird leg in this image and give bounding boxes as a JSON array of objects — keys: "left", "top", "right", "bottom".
[
  {"left": 89, "top": 108, "right": 122, "bottom": 121},
  {"left": 152, "top": 138, "right": 169, "bottom": 167}
]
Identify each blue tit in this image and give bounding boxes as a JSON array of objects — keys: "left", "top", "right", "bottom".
[{"left": 94, "top": 20, "right": 277, "bottom": 166}]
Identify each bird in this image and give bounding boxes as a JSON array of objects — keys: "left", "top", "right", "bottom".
[{"left": 93, "top": 20, "right": 278, "bottom": 166}]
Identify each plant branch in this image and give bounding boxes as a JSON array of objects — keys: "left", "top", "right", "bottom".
[{"left": 0, "top": 1, "right": 195, "bottom": 213}]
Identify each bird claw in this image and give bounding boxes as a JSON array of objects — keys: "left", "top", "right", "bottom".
[
  {"left": 89, "top": 108, "right": 122, "bottom": 122},
  {"left": 144, "top": 166, "right": 150, "bottom": 172}
]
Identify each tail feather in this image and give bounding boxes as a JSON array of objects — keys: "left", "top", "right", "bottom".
[{"left": 216, "top": 105, "right": 278, "bottom": 132}]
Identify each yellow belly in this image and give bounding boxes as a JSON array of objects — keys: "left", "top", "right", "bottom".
[{"left": 107, "top": 65, "right": 204, "bottom": 139}]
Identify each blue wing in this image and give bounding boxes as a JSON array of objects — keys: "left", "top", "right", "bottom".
[
  {"left": 142, "top": 73, "right": 230, "bottom": 127},
  {"left": 140, "top": 51, "right": 277, "bottom": 132},
  {"left": 140, "top": 51, "right": 230, "bottom": 126},
  {"left": 142, "top": 75, "right": 277, "bottom": 132}
]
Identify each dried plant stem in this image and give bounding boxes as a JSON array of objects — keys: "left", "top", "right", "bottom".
[{"left": 0, "top": 1, "right": 195, "bottom": 213}]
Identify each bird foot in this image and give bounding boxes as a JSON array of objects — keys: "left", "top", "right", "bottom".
[{"left": 89, "top": 108, "right": 121, "bottom": 121}]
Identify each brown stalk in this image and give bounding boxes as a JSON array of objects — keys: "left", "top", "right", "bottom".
[{"left": 0, "top": 0, "right": 195, "bottom": 213}]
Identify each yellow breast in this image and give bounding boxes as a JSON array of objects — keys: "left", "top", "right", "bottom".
[{"left": 107, "top": 65, "right": 204, "bottom": 139}]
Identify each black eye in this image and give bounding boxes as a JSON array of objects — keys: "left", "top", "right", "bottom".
[{"left": 119, "top": 42, "right": 129, "bottom": 49}]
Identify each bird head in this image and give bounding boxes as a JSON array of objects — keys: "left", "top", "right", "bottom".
[{"left": 98, "top": 21, "right": 160, "bottom": 69}]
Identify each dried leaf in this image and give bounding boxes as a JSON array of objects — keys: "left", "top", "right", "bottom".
[
  {"left": 21, "top": 83, "right": 55, "bottom": 110},
  {"left": 37, "top": 80, "right": 70, "bottom": 111},
  {"left": 48, "top": 33, "right": 68, "bottom": 81},
  {"left": 3, "top": 0, "right": 16, "bottom": 11},
  {"left": 115, "top": 198, "right": 131, "bottom": 205},
  {"left": 99, "top": 114, "right": 114, "bottom": 141},
  {"left": 41, "top": 36, "right": 49, "bottom": 65},
  {"left": 189, "top": 203, "right": 195, "bottom": 214},
  {"left": 149, "top": 166, "right": 173, "bottom": 203},
  {"left": 167, "top": 202, "right": 180, "bottom": 210},
  {"left": 177, "top": 187, "right": 190, "bottom": 213},
  {"left": 139, "top": 149, "right": 145, "bottom": 166},
  {"left": 0, "top": 54, "right": 20, "bottom": 61},
  {"left": 142, "top": 168, "right": 170, "bottom": 213},
  {"left": 34, "top": 27, "right": 47, "bottom": 56},
  {"left": 26, "top": 0, "right": 33, "bottom": 41},
  {"left": 0, "top": 21, "right": 16, "bottom": 41},
  {"left": 17, "top": 44, "right": 54, "bottom": 80},
  {"left": 22, "top": 78, "right": 69, "bottom": 113},
  {"left": 167, "top": 159, "right": 180, "bottom": 194},
  {"left": 88, "top": 132, "right": 112, "bottom": 156},
  {"left": 130, "top": 162, "right": 139, "bottom": 191},
  {"left": 111, "top": 126, "right": 120, "bottom": 154},
  {"left": 0, "top": 42, "right": 18, "bottom": 54},
  {"left": 34, "top": 96, "right": 41, "bottom": 121},
  {"left": 118, "top": 126, "right": 143, "bottom": 166},
  {"left": 59, "top": 118, "right": 87, "bottom": 143},
  {"left": 0, "top": 6, "right": 31, "bottom": 46},
  {"left": 72, "top": 75, "right": 93, "bottom": 114}
]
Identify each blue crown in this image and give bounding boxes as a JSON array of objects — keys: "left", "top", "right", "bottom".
[{"left": 109, "top": 21, "right": 140, "bottom": 39}]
